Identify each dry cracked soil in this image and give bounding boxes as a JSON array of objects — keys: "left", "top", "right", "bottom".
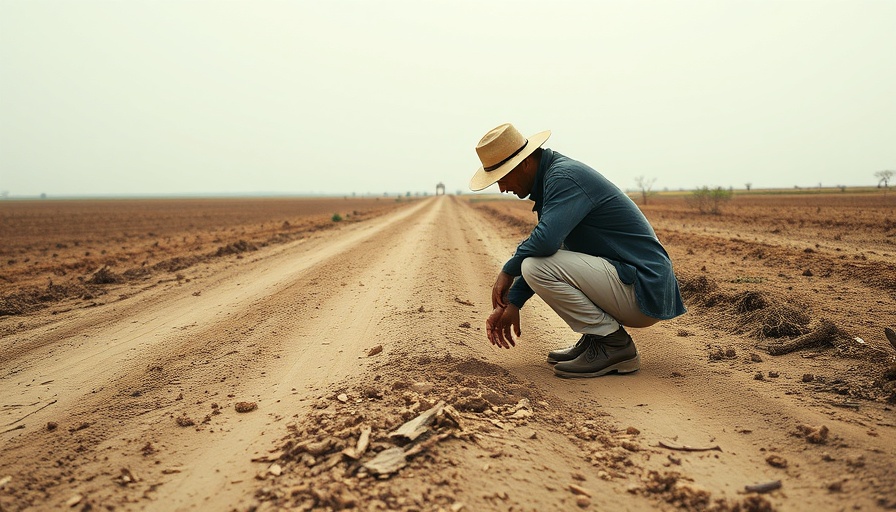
[{"left": 1, "top": 193, "right": 895, "bottom": 511}]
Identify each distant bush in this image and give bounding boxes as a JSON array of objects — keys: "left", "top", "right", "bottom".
[
  {"left": 687, "top": 186, "right": 732, "bottom": 215},
  {"left": 331, "top": 213, "right": 343, "bottom": 222}
]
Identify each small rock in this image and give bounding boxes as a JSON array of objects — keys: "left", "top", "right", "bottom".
[
  {"left": 47, "top": 422, "right": 58, "bottom": 431},
  {"left": 0, "top": 475, "right": 11, "bottom": 488},
  {"left": 268, "top": 463, "right": 282, "bottom": 476},
  {"left": 827, "top": 480, "right": 843, "bottom": 492},
  {"left": 235, "top": 402, "right": 257, "bottom": 413},
  {"left": 802, "top": 374, "right": 814, "bottom": 382},
  {"left": 750, "top": 353, "right": 763, "bottom": 362},
  {"left": 519, "top": 427, "right": 537, "bottom": 439},
  {"left": 410, "top": 382, "right": 433, "bottom": 394},
  {"left": 66, "top": 495, "right": 83, "bottom": 507},
  {"left": 571, "top": 472, "right": 586, "bottom": 482},
  {"left": 754, "top": 372, "right": 765, "bottom": 380},
  {"left": 336, "top": 393, "right": 349, "bottom": 403},
  {"left": 367, "top": 345, "right": 383, "bottom": 357},
  {"left": 725, "top": 348, "right": 736, "bottom": 357},
  {"left": 765, "top": 454, "right": 788, "bottom": 468},
  {"left": 626, "top": 426, "right": 640, "bottom": 435},
  {"left": 510, "top": 409, "right": 532, "bottom": 419},
  {"left": 802, "top": 269, "right": 813, "bottom": 277},
  {"left": 621, "top": 441, "right": 640, "bottom": 452},
  {"left": 808, "top": 425, "right": 829, "bottom": 444},
  {"left": 797, "top": 424, "right": 829, "bottom": 444},
  {"left": 768, "top": 371, "right": 779, "bottom": 378},
  {"left": 576, "top": 496, "right": 591, "bottom": 508},
  {"left": 176, "top": 416, "right": 195, "bottom": 427},
  {"left": 459, "top": 322, "right": 472, "bottom": 328}
]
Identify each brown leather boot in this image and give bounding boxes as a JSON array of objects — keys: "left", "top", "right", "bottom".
[
  {"left": 553, "top": 327, "right": 640, "bottom": 378},
  {"left": 546, "top": 334, "right": 588, "bottom": 364}
]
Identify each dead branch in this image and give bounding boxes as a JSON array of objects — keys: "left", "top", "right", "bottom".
[{"left": 767, "top": 319, "right": 846, "bottom": 355}]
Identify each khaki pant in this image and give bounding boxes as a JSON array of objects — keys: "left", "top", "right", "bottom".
[{"left": 521, "top": 250, "right": 658, "bottom": 336}]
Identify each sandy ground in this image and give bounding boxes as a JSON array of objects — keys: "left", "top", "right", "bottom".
[{"left": 1, "top": 195, "right": 895, "bottom": 511}]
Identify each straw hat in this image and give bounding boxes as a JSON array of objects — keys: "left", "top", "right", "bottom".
[{"left": 469, "top": 123, "right": 551, "bottom": 191}]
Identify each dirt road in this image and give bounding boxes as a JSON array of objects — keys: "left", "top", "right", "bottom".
[{"left": 2, "top": 195, "right": 894, "bottom": 511}]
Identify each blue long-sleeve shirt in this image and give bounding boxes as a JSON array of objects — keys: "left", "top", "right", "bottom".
[{"left": 504, "top": 148, "right": 686, "bottom": 320}]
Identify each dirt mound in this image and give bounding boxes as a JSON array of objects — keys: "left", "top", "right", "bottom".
[
  {"left": 678, "top": 273, "right": 812, "bottom": 339},
  {"left": 87, "top": 266, "right": 123, "bottom": 285},
  {"left": 0, "top": 280, "right": 99, "bottom": 316}
]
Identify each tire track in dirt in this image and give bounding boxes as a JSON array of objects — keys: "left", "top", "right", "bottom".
[{"left": 1, "top": 199, "right": 435, "bottom": 509}]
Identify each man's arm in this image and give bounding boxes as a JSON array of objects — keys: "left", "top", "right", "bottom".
[{"left": 501, "top": 175, "right": 595, "bottom": 277}]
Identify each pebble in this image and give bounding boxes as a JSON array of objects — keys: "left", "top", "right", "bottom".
[{"left": 576, "top": 496, "right": 591, "bottom": 508}]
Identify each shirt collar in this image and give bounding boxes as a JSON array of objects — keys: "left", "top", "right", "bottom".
[{"left": 530, "top": 147, "right": 553, "bottom": 212}]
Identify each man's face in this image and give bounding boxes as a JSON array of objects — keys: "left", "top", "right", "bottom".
[{"left": 497, "top": 158, "right": 532, "bottom": 199}]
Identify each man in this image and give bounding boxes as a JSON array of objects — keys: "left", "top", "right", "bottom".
[{"left": 469, "top": 123, "right": 686, "bottom": 378}]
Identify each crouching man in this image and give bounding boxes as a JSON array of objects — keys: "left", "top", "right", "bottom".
[{"left": 469, "top": 123, "right": 686, "bottom": 378}]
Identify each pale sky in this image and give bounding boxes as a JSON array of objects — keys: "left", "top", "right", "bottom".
[{"left": 1, "top": 0, "right": 894, "bottom": 197}]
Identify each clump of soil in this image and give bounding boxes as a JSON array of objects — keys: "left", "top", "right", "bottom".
[
  {"left": 794, "top": 424, "right": 830, "bottom": 444},
  {"left": 235, "top": 402, "right": 257, "bottom": 413},
  {"left": 88, "top": 266, "right": 123, "bottom": 285},
  {"left": 214, "top": 240, "right": 257, "bottom": 257}
]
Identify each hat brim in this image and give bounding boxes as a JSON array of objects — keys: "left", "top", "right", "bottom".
[{"left": 468, "top": 130, "right": 551, "bottom": 191}]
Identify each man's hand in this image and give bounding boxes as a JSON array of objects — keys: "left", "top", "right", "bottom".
[
  {"left": 486, "top": 304, "right": 521, "bottom": 349},
  {"left": 491, "top": 272, "right": 514, "bottom": 308}
]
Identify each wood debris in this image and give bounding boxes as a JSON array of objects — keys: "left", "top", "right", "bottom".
[
  {"left": 389, "top": 401, "right": 445, "bottom": 441},
  {"left": 569, "top": 483, "right": 592, "bottom": 497},
  {"left": 658, "top": 440, "right": 722, "bottom": 452},
  {"left": 362, "top": 447, "right": 407, "bottom": 475},
  {"left": 745, "top": 480, "right": 782, "bottom": 493},
  {"left": 341, "top": 425, "right": 372, "bottom": 460}
]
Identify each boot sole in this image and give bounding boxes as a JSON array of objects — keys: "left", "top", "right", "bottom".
[{"left": 553, "top": 354, "right": 641, "bottom": 378}]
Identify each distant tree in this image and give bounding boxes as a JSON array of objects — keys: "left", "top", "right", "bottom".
[
  {"left": 0, "top": 190, "right": 8, "bottom": 199},
  {"left": 875, "top": 170, "right": 893, "bottom": 189},
  {"left": 745, "top": 182, "right": 752, "bottom": 192},
  {"left": 837, "top": 185, "right": 846, "bottom": 192},
  {"left": 687, "top": 186, "right": 732, "bottom": 215},
  {"left": 634, "top": 176, "right": 657, "bottom": 205}
]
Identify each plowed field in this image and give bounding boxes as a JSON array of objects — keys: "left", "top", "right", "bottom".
[{"left": 1, "top": 193, "right": 894, "bottom": 511}]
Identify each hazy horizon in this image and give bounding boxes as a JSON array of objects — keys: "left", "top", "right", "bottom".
[{"left": 2, "top": 1, "right": 894, "bottom": 197}]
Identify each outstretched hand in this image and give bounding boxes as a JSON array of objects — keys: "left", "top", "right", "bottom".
[{"left": 486, "top": 304, "right": 521, "bottom": 349}]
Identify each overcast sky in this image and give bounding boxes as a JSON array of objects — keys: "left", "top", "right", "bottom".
[{"left": 1, "top": 1, "right": 894, "bottom": 197}]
